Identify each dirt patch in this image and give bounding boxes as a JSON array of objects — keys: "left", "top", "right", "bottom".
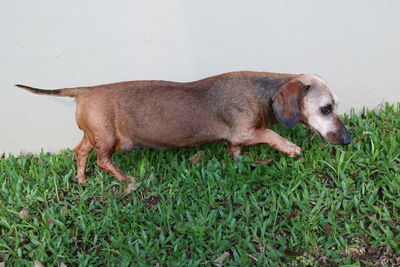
[
  {"left": 350, "top": 246, "right": 400, "bottom": 266},
  {"left": 144, "top": 196, "right": 161, "bottom": 209},
  {"left": 317, "top": 245, "right": 400, "bottom": 266}
]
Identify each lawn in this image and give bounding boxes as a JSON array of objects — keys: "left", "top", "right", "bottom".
[{"left": 1, "top": 103, "right": 399, "bottom": 266}]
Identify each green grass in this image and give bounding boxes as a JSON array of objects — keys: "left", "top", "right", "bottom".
[{"left": 1, "top": 103, "right": 399, "bottom": 266}]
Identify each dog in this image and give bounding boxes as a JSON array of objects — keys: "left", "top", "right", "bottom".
[{"left": 16, "top": 71, "right": 351, "bottom": 184}]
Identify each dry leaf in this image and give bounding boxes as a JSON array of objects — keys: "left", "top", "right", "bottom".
[
  {"left": 345, "top": 247, "right": 361, "bottom": 254},
  {"left": 252, "top": 239, "right": 266, "bottom": 254},
  {"left": 19, "top": 208, "right": 30, "bottom": 220},
  {"left": 212, "top": 251, "right": 230, "bottom": 266},
  {"left": 191, "top": 150, "right": 205, "bottom": 166},
  {"left": 46, "top": 218, "right": 55, "bottom": 225},
  {"left": 298, "top": 156, "right": 305, "bottom": 163},
  {"left": 59, "top": 262, "right": 67, "bottom": 267},
  {"left": 354, "top": 131, "right": 370, "bottom": 143},
  {"left": 284, "top": 249, "right": 304, "bottom": 256},
  {"left": 61, "top": 206, "right": 68, "bottom": 213},
  {"left": 323, "top": 224, "right": 332, "bottom": 236},
  {"left": 124, "top": 183, "right": 141, "bottom": 195},
  {"left": 0, "top": 256, "right": 7, "bottom": 267},
  {"left": 318, "top": 255, "right": 329, "bottom": 264},
  {"left": 0, "top": 254, "right": 10, "bottom": 262},
  {"left": 286, "top": 213, "right": 305, "bottom": 219},
  {"left": 34, "top": 261, "right": 45, "bottom": 267},
  {"left": 361, "top": 131, "right": 370, "bottom": 138},
  {"left": 254, "top": 159, "right": 272, "bottom": 164},
  {"left": 247, "top": 254, "right": 258, "bottom": 263}
]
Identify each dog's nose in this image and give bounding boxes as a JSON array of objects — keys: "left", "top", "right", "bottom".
[{"left": 341, "top": 126, "right": 351, "bottom": 145}]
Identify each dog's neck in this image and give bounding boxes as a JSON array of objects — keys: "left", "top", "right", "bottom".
[{"left": 252, "top": 72, "right": 297, "bottom": 103}]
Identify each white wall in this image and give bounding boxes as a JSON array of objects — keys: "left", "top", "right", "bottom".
[{"left": 1, "top": 0, "right": 399, "bottom": 154}]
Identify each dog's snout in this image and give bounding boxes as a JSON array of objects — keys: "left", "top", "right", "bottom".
[
  {"left": 341, "top": 125, "right": 351, "bottom": 145},
  {"left": 325, "top": 119, "right": 351, "bottom": 146}
]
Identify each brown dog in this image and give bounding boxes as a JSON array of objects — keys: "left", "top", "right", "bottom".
[{"left": 16, "top": 71, "right": 351, "bottom": 184}]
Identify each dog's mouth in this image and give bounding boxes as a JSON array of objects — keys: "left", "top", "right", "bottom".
[
  {"left": 309, "top": 127, "right": 351, "bottom": 146},
  {"left": 302, "top": 117, "right": 351, "bottom": 146},
  {"left": 326, "top": 128, "right": 351, "bottom": 145},
  {"left": 318, "top": 130, "right": 351, "bottom": 146},
  {"left": 314, "top": 130, "right": 331, "bottom": 144}
]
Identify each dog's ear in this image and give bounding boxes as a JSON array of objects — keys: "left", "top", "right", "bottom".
[{"left": 272, "top": 80, "right": 309, "bottom": 127}]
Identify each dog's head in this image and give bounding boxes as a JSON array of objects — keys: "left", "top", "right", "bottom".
[{"left": 272, "top": 74, "right": 351, "bottom": 145}]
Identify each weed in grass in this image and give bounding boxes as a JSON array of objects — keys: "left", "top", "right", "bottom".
[{"left": 0, "top": 103, "right": 399, "bottom": 266}]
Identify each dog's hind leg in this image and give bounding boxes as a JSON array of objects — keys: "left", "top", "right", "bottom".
[
  {"left": 233, "top": 129, "right": 302, "bottom": 157},
  {"left": 93, "top": 137, "right": 132, "bottom": 183},
  {"left": 74, "top": 134, "right": 93, "bottom": 184}
]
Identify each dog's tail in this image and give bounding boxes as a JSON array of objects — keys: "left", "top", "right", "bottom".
[{"left": 15, "top": 84, "right": 82, "bottom": 98}]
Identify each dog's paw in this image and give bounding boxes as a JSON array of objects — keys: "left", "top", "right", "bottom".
[
  {"left": 77, "top": 176, "right": 87, "bottom": 184},
  {"left": 124, "top": 182, "right": 141, "bottom": 195},
  {"left": 284, "top": 142, "right": 302, "bottom": 157}
]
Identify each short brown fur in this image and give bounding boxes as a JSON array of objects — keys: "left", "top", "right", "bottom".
[{"left": 16, "top": 71, "right": 350, "bottom": 184}]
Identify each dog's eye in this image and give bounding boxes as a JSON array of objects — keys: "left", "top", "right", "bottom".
[{"left": 320, "top": 104, "right": 332, "bottom": 115}]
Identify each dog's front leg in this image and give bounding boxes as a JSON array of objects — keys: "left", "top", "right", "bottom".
[
  {"left": 235, "top": 129, "right": 302, "bottom": 157},
  {"left": 228, "top": 143, "right": 241, "bottom": 161}
]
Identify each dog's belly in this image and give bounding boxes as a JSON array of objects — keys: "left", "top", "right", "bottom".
[
  {"left": 132, "top": 132, "right": 225, "bottom": 149},
  {"left": 115, "top": 137, "right": 138, "bottom": 152},
  {"left": 115, "top": 112, "right": 231, "bottom": 150},
  {"left": 115, "top": 125, "right": 227, "bottom": 151}
]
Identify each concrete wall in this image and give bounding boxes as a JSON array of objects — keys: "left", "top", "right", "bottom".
[{"left": 1, "top": 0, "right": 399, "bottom": 154}]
